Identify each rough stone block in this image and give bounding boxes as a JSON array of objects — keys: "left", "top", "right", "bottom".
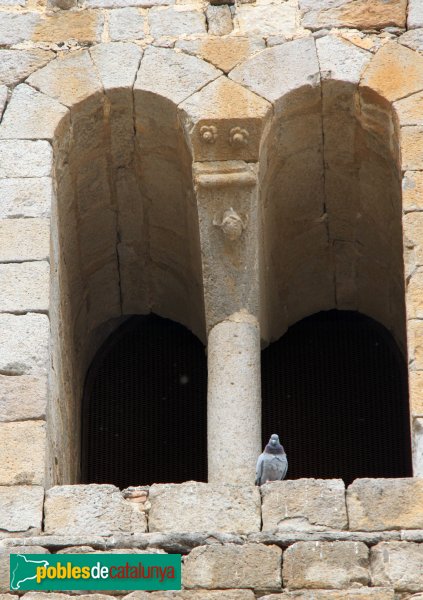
[
  {"left": 399, "top": 29, "right": 423, "bottom": 53},
  {"left": 0, "top": 13, "right": 40, "bottom": 46},
  {"left": 0, "top": 84, "right": 68, "bottom": 141},
  {"left": 407, "top": 270, "right": 423, "bottom": 321},
  {"left": 395, "top": 91, "right": 423, "bottom": 126},
  {"left": 261, "top": 479, "right": 347, "bottom": 532},
  {"left": 84, "top": 0, "right": 173, "bottom": 7},
  {"left": 300, "top": 0, "right": 407, "bottom": 30},
  {"left": 0, "top": 374, "right": 47, "bottom": 422},
  {"left": 0, "top": 262, "right": 49, "bottom": 313},
  {"left": 183, "top": 544, "right": 282, "bottom": 591},
  {"left": 0, "top": 87, "right": 6, "bottom": 121},
  {"left": 149, "top": 7, "right": 206, "bottom": 38},
  {"left": 0, "top": 140, "right": 51, "bottom": 178},
  {"left": 135, "top": 46, "right": 220, "bottom": 107},
  {"left": 148, "top": 482, "right": 260, "bottom": 533},
  {"left": 0, "top": 421, "right": 46, "bottom": 485},
  {"left": 316, "top": 35, "right": 371, "bottom": 85},
  {"left": 360, "top": 42, "right": 423, "bottom": 104},
  {"left": 410, "top": 370, "right": 423, "bottom": 416},
  {"left": 32, "top": 11, "right": 103, "bottom": 44},
  {"left": 0, "top": 313, "right": 49, "bottom": 377},
  {"left": 0, "top": 486, "right": 44, "bottom": 535},
  {"left": 0, "top": 50, "right": 53, "bottom": 87},
  {"left": 206, "top": 5, "right": 232, "bottom": 36},
  {"left": 404, "top": 213, "right": 423, "bottom": 267},
  {"left": 408, "top": 0, "right": 423, "bottom": 29},
  {"left": 401, "top": 126, "right": 423, "bottom": 170},
  {"left": 347, "top": 478, "right": 423, "bottom": 531},
  {"left": 28, "top": 51, "right": 102, "bottom": 108},
  {"left": 260, "top": 590, "right": 394, "bottom": 600},
  {"left": 0, "top": 219, "right": 49, "bottom": 262},
  {"left": 0, "top": 546, "right": 49, "bottom": 593},
  {"left": 0, "top": 179, "right": 52, "bottom": 219},
  {"left": 235, "top": 4, "right": 297, "bottom": 37},
  {"left": 90, "top": 42, "right": 143, "bottom": 90},
  {"left": 176, "top": 37, "right": 264, "bottom": 74},
  {"left": 409, "top": 319, "right": 423, "bottom": 371},
  {"left": 413, "top": 418, "right": 423, "bottom": 476},
  {"left": 229, "top": 37, "right": 320, "bottom": 116},
  {"left": 149, "top": 592, "right": 255, "bottom": 599},
  {"left": 371, "top": 542, "right": 423, "bottom": 592},
  {"left": 283, "top": 541, "right": 370, "bottom": 589},
  {"left": 109, "top": 8, "right": 146, "bottom": 42},
  {"left": 403, "top": 171, "right": 423, "bottom": 211},
  {"left": 44, "top": 485, "right": 147, "bottom": 536}
]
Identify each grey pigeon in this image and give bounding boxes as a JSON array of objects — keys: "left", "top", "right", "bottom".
[{"left": 255, "top": 434, "right": 288, "bottom": 485}]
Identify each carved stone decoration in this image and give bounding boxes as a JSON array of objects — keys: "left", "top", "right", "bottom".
[
  {"left": 229, "top": 127, "right": 249, "bottom": 147},
  {"left": 213, "top": 208, "right": 248, "bottom": 241},
  {"left": 200, "top": 125, "right": 218, "bottom": 144}
]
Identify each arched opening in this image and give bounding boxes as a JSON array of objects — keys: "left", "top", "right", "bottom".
[
  {"left": 82, "top": 314, "right": 207, "bottom": 488},
  {"left": 262, "top": 310, "right": 412, "bottom": 485}
]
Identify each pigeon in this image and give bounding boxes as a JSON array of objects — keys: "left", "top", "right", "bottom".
[{"left": 255, "top": 434, "right": 288, "bottom": 485}]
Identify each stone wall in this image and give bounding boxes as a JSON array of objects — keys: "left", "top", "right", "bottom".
[{"left": 2, "top": 480, "right": 423, "bottom": 596}]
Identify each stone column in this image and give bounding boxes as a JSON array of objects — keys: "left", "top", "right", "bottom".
[
  {"left": 207, "top": 312, "right": 261, "bottom": 484},
  {"left": 193, "top": 161, "right": 262, "bottom": 484}
]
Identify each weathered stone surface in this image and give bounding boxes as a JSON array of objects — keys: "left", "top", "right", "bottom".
[
  {"left": 261, "top": 479, "right": 347, "bottom": 532},
  {"left": 360, "top": 42, "right": 423, "bottom": 103},
  {"left": 109, "top": 8, "right": 146, "bottom": 41},
  {"left": 0, "top": 179, "right": 52, "bottom": 219},
  {"left": 0, "top": 314, "right": 49, "bottom": 375},
  {"left": 149, "top": 7, "right": 206, "bottom": 38},
  {"left": 413, "top": 418, "right": 423, "bottom": 477},
  {"left": 206, "top": 5, "right": 232, "bottom": 36},
  {"left": 408, "top": 319, "right": 423, "bottom": 369},
  {"left": 283, "top": 541, "right": 369, "bottom": 589},
  {"left": 347, "top": 478, "right": 423, "bottom": 531},
  {"left": 404, "top": 213, "right": 423, "bottom": 266},
  {"left": 401, "top": 126, "right": 423, "bottom": 170},
  {"left": 176, "top": 37, "right": 264, "bottom": 74},
  {"left": 44, "top": 485, "right": 147, "bottom": 536},
  {"left": 0, "top": 87, "right": 6, "bottom": 121},
  {"left": 0, "top": 374, "right": 47, "bottom": 422},
  {"left": 395, "top": 91, "right": 423, "bottom": 126},
  {"left": 148, "top": 483, "right": 260, "bottom": 533},
  {"left": 410, "top": 370, "right": 423, "bottom": 415},
  {"left": 0, "top": 546, "right": 49, "bottom": 593},
  {"left": 90, "top": 42, "right": 142, "bottom": 90},
  {"left": 28, "top": 51, "right": 101, "bottom": 108},
  {"left": 0, "top": 13, "right": 39, "bottom": 46},
  {"left": 409, "top": 0, "right": 423, "bottom": 30},
  {"left": 300, "top": 0, "right": 407, "bottom": 30},
  {"left": 0, "top": 219, "right": 49, "bottom": 262},
  {"left": 236, "top": 4, "right": 297, "bottom": 37},
  {"left": 0, "top": 140, "right": 51, "bottom": 178},
  {"left": 408, "top": 268, "right": 423, "bottom": 320},
  {"left": 230, "top": 37, "right": 320, "bottom": 115},
  {"left": 0, "top": 421, "right": 46, "bottom": 485},
  {"left": 135, "top": 47, "right": 220, "bottom": 106},
  {"left": 316, "top": 35, "right": 371, "bottom": 84},
  {"left": 0, "top": 486, "right": 44, "bottom": 534},
  {"left": 183, "top": 544, "right": 282, "bottom": 591},
  {"left": 399, "top": 28, "right": 423, "bottom": 53},
  {"left": 0, "top": 50, "right": 53, "bottom": 87},
  {"left": 260, "top": 590, "right": 394, "bottom": 600},
  {"left": 0, "top": 84, "right": 68, "bottom": 140},
  {"left": 371, "top": 541, "right": 423, "bottom": 592},
  {"left": 150, "top": 592, "right": 255, "bottom": 599},
  {"left": 0, "top": 262, "right": 49, "bottom": 313},
  {"left": 180, "top": 76, "right": 271, "bottom": 161},
  {"left": 84, "top": 0, "right": 172, "bottom": 7},
  {"left": 32, "top": 11, "right": 104, "bottom": 44}
]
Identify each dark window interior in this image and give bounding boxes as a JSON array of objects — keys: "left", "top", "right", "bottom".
[
  {"left": 261, "top": 310, "right": 412, "bottom": 486},
  {"left": 82, "top": 314, "right": 207, "bottom": 488}
]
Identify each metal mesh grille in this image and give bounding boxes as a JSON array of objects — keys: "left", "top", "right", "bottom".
[
  {"left": 261, "top": 310, "right": 412, "bottom": 486},
  {"left": 82, "top": 314, "right": 207, "bottom": 488}
]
